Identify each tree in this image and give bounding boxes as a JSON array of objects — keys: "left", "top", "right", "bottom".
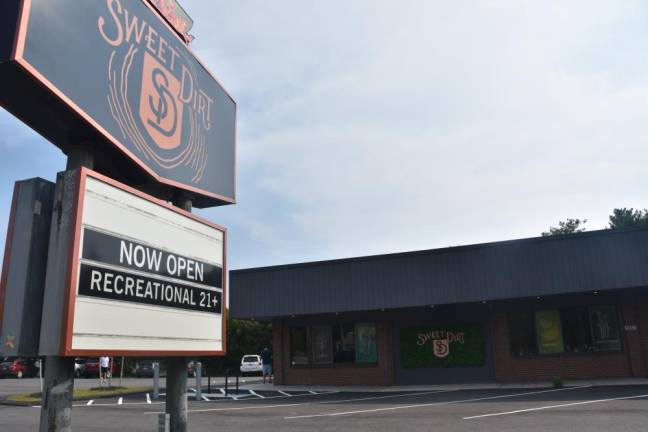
[
  {"left": 541, "top": 218, "right": 587, "bottom": 237},
  {"left": 608, "top": 208, "right": 648, "bottom": 229},
  {"left": 201, "top": 316, "right": 272, "bottom": 375}
]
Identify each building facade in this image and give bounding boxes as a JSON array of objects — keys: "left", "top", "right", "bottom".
[{"left": 230, "top": 228, "right": 648, "bottom": 385}]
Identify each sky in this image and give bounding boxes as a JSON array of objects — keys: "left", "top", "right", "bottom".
[{"left": 1, "top": 0, "right": 648, "bottom": 271}]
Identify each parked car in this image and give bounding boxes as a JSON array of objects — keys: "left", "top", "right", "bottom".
[
  {"left": 0, "top": 357, "right": 39, "bottom": 378},
  {"left": 240, "top": 355, "right": 263, "bottom": 375},
  {"left": 187, "top": 361, "right": 196, "bottom": 377},
  {"left": 74, "top": 358, "right": 87, "bottom": 378},
  {"left": 80, "top": 358, "right": 121, "bottom": 378},
  {"left": 135, "top": 360, "right": 166, "bottom": 378}
]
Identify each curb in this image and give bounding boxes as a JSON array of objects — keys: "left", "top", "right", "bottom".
[{"left": 0, "top": 388, "right": 154, "bottom": 407}]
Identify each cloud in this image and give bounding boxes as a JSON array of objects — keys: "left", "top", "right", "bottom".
[
  {"left": 2, "top": 2, "right": 648, "bottom": 270},
  {"left": 181, "top": 0, "right": 648, "bottom": 267}
]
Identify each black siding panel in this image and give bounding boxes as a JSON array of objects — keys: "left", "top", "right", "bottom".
[
  {"left": 231, "top": 228, "right": 648, "bottom": 318},
  {"left": 0, "top": 1, "right": 20, "bottom": 63}
]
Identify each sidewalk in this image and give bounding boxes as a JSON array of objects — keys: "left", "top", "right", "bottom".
[{"left": 239, "top": 377, "right": 648, "bottom": 393}]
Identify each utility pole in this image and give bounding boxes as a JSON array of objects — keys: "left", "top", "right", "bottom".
[
  {"left": 165, "top": 193, "right": 191, "bottom": 432},
  {"left": 39, "top": 145, "right": 94, "bottom": 432}
]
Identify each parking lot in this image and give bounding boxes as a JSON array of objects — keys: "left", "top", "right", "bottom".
[{"left": 1, "top": 383, "right": 647, "bottom": 431}]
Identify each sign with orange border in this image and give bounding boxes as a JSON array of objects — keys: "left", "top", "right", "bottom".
[
  {"left": 0, "top": 0, "right": 236, "bottom": 208},
  {"left": 40, "top": 168, "right": 226, "bottom": 357}
]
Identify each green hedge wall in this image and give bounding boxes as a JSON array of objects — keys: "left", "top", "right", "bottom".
[{"left": 400, "top": 323, "right": 485, "bottom": 368}]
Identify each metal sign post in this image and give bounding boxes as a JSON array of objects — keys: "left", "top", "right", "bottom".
[
  {"left": 165, "top": 194, "right": 192, "bottom": 432},
  {"left": 39, "top": 147, "right": 93, "bottom": 432},
  {"left": 153, "top": 362, "right": 161, "bottom": 400},
  {"left": 195, "top": 362, "right": 202, "bottom": 401}
]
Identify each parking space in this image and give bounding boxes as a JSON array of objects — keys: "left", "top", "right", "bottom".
[{"left": 1, "top": 385, "right": 647, "bottom": 431}]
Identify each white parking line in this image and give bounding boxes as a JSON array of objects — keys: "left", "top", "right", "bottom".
[
  {"left": 143, "top": 392, "right": 340, "bottom": 415},
  {"left": 146, "top": 402, "right": 308, "bottom": 415},
  {"left": 249, "top": 390, "right": 265, "bottom": 399},
  {"left": 463, "top": 393, "right": 648, "bottom": 420},
  {"left": 146, "top": 393, "right": 151, "bottom": 404},
  {"left": 73, "top": 401, "right": 165, "bottom": 408},
  {"left": 143, "top": 390, "right": 452, "bottom": 415},
  {"left": 278, "top": 391, "right": 292, "bottom": 397},
  {"left": 308, "top": 391, "right": 317, "bottom": 394},
  {"left": 86, "top": 400, "right": 94, "bottom": 406},
  {"left": 118, "top": 397, "right": 123, "bottom": 405},
  {"left": 201, "top": 395, "right": 210, "bottom": 401},
  {"left": 284, "top": 386, "right": 590, "bottom": 419},
  {"left": 318, "top": 390, "right": 452, "bottom": 405}
]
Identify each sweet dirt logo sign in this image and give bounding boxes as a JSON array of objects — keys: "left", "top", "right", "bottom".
[
  {"left": 400, "top": 324, "right": 485, "bottom": 368},
  {"left": 416, "top": 330, "right": 466, "bottom": 359},
  {"left": 99, "top": 0, "right": 217, "bottom": 185},
  {"left": 2, "top": 0, "right": 235, "bottom": 205}
]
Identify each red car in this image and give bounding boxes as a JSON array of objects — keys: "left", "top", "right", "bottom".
[
  {"left": 80, "top": 358, "right": 122, "bottom": 378},
  {"left": 0, "top": 358, "right": 40, "bottom": 378}
]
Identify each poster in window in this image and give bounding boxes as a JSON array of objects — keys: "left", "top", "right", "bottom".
[
  {"left": 400, "top": 323, "right": 485, "bottom": 368},
  {"left": 589, "top": 306, "right": 621, "bottom": 351},
  {"left": 311, "top": 326, "right": 333, "bottom": 364},
  {"left": 535, "top": 310, "right": 564, "bottom": 354},
  {"left": 290, "top": 327, "right": 309, "bottom": 366},
  {"left": 355, "top": 324, "right": 378, "bottom": 363}
]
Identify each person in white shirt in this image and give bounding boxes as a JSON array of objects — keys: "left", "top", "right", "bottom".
[{"left": 99, "top": 356, "right": 110, "bottom": 385}]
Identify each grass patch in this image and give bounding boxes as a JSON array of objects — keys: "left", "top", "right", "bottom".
[{"left": 6, "top": 386, "right": 152, "bottom": 404}]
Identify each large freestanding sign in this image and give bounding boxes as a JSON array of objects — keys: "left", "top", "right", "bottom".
[
  {"left": 0, "top": 0, "right": 236, "bottom": 207},
  {"left": 39, "top": 168, "right": 226, "bottom": 356}
]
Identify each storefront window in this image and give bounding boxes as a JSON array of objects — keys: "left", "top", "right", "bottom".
[
  {"left": 333, "top": 323, "right": 355, "bottom": 363},
  {"left": 589, "top": 306, "right": 622, "bottom": 351},
  {"left": 560, "top": 307, "right": 592, "bottom": 353},
  {"left": 355, "top": 323, "right": 378, "bottom": 363},
  {"left": 311, "top": 326, "right": 333, "bottom": 364},
  {"left": 535, "top": 310, "right": 564, "bottom": 354},
  {"left": 289, "top": 323, "right": 378, "bottom": 366},
  {"left": 290, "top": 327, "right": 309, "bottom": 366},
  {"left": 508, "top": 311, "right": 538, "bottom": 356},
  {"left": 508, "top": 305, "right": 621, "bottom": 357}
]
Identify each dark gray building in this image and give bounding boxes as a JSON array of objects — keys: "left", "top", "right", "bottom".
[{"left": 230, "top": 227, "right": 648, "bottom": 385}]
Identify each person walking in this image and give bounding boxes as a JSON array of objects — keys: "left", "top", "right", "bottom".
[
  {"left": 261, "top": 347, "right": 273, "bottom": 384},
  {"left": 99, "top": 356, "right": 110, "bottom": 386}
]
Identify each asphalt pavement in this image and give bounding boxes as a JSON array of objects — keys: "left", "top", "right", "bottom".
[{"left": 1, "top": 383, "right": 647, "bottom": 431}]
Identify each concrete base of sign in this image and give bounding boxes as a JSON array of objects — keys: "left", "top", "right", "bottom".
[{"left": 39, "top": 356, "right": 75, "bottom": 432}]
